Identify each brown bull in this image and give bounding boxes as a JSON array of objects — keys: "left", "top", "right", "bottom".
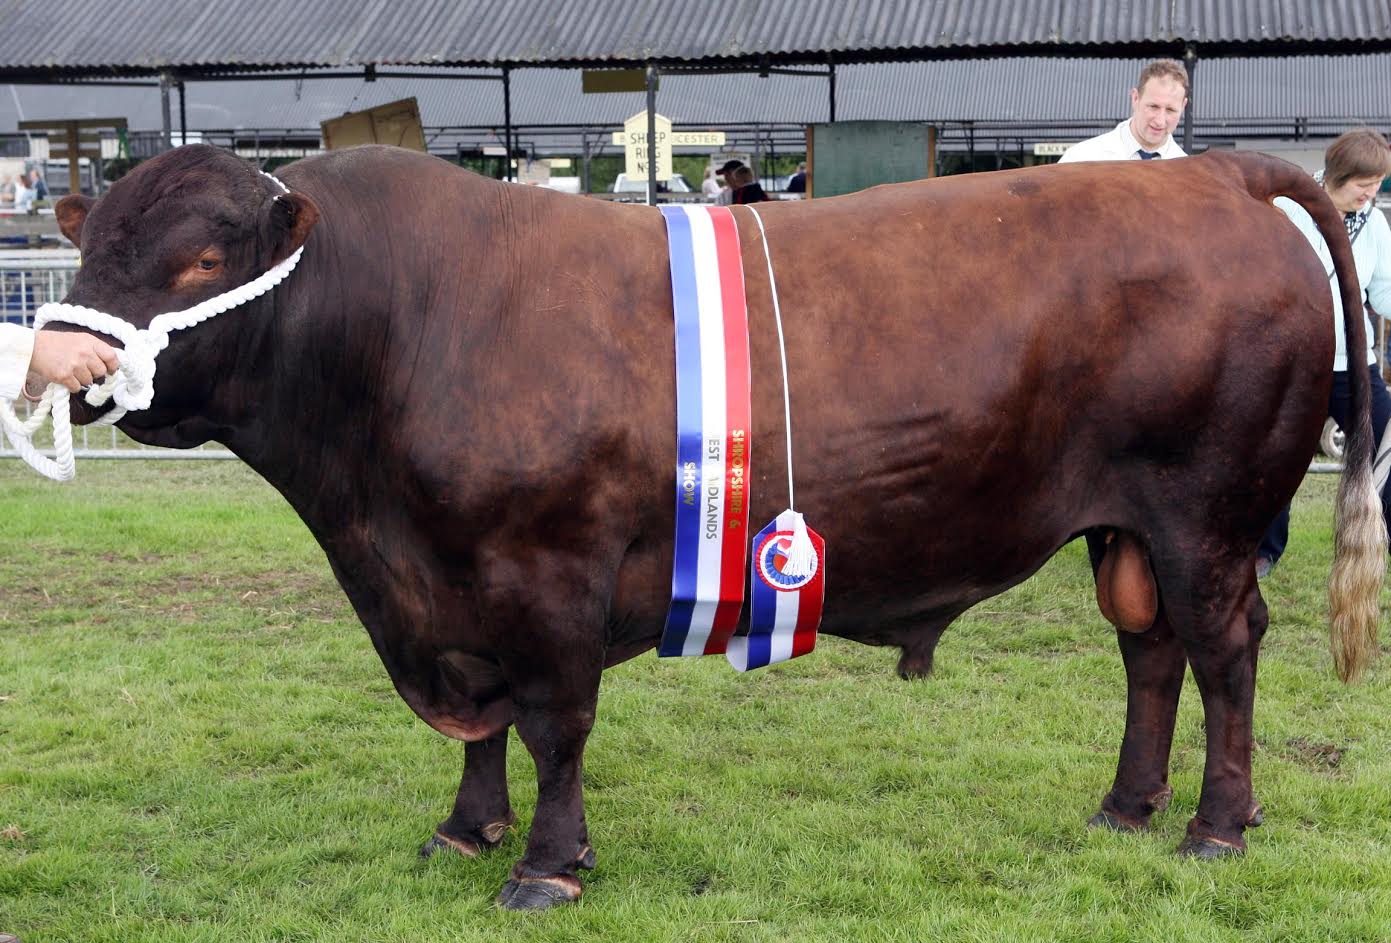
[{"left": 46, "top": 144, "right": 1382, "bottom": 909}]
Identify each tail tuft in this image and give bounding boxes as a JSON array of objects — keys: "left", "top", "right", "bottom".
[{"left": 1329, "top": 447, "right": 1385, "bottom": 682}]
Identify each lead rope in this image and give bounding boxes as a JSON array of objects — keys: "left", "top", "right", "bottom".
[
  {"left": 742, "top": 204, "right": 815, "bottom": 577},
  {"left": 0, "top": 171, "right": 304, "bottom": 481}
]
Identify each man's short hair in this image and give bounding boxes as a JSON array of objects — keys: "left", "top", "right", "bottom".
[
  {"left": 1324, "top": 128, "right": 1391, "bottom": 190},
  {"left": 1135, "top": 59, "right": 1190, "bottom": 98},
  {"left": 718, "top": 159, "right": 744, "bottom": 176}
]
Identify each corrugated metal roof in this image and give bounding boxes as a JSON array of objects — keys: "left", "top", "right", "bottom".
[
  {"left": 1172, "top": 0, "right": 1391, "bottom": 44},
  {"left": 6, "top": 56, "right": 1389, "bottom": 134},
  {"left": 1, "top": 0, "right": 1389, "bottom": 77}
]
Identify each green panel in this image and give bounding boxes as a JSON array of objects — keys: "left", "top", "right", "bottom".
[{"left": 810, "top": 121, "right": 933, "bottom": 198}]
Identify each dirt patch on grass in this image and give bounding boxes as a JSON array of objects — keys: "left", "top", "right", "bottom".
[{"left": 1283, "top": 737, "right": 1346, "bottom": 771}]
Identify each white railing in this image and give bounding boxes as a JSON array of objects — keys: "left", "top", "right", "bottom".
[{"left": 0, "top": 248, "right": 236, "bottom": 463}]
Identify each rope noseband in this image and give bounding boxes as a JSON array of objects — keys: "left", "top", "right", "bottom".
[{"left": 0, "top": 171, "right": 305, "bottom": 481}]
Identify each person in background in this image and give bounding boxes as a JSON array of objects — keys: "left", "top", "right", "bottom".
[
  {"left": 28, "top": 167, "right": 48, "bottom": 202},
  {"left": 1256, "top": 128, "right": 1391, "bottom": 578},
  {"left": 730, "top": 165, "right": 769, "bottom": 204},
  {"left": 1058, "top": 59, "right": 1189, "bottom": 163},
  {"left": 700, "top": 165, "right": 721, "bottom": 201},
  {"left": 786, "top": 162, "right": 807, "bottom": 193},
  {"left": 0, "top": 322, "right": 120, "bottom": 400},
  {"left": 715, "top": 159, "right": 744, "bottom": 206},
  {"left": 12, "top": 173, "right": 34, "bottom": 213}
]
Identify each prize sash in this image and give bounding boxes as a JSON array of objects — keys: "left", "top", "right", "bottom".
[
  {"left": 659, "top": 205, "right": 752, "bottom": 656},
  {"left": 659, "top": 204, "right": 825, "bottom": 671}
]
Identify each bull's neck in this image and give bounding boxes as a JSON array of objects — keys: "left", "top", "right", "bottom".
[
  {"left": 227, "top": 348, "right": 377, "bottom": 528},
  {"left": 216, "top": 229, "right": 423, "bottom": 534}
]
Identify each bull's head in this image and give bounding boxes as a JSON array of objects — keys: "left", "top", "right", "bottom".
[{"left": 49, "top": 144, "right": 318, "bottom": 445}]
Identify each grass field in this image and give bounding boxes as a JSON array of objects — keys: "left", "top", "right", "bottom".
[{"left": 2, "top": 461, "right": 1390, "bottom": 943}]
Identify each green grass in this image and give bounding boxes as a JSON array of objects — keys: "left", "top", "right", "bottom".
[{"left": 2, "top": 462, "right": 1390, "bottom": 942}]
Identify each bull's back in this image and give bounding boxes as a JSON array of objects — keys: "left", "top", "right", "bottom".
[{"left": 727, "top": 156, "right": 1332, "bottom": 620}]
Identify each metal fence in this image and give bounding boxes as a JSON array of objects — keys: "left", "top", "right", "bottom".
[{"left": 0, "top": 248, "right": 236, "bottom": 462}]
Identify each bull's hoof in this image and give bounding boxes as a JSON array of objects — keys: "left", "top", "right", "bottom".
[
  {"left": 1087, "top": 785, "right": 1171, "bottom": 832},
  {"left": 420, "top": 815, "right": 515, "bottom": 859},
  {"left": 1247, "top": 803, "right": 1264, "bottom": 828},
  {"left": 577, "top": 844, "right": 596, "bottom": 870},
  {"left": 420, "top": 831, "right": 483, "bottom": 859},
  {"left": 896, "top": 648, "right": 934, "bottom": 680},
  {"left": 1176, "top": 835, "right": 1245, "bottom": 859},
  {"left": 496, "top": 875, "right": 583, "bottom": 911},
  {"left": 1087, "top": 809, "right": 1146, "bottom": 832}
]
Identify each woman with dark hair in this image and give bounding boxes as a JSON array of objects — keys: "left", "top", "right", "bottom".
[{"left": 1258, "top": 128, "right": 1391, "bottom": 577}]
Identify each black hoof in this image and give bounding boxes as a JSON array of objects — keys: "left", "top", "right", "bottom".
[
  {"left": 896, "top": 652, "right": 934, "bottom": 680},
  {"left": 1176, "top": 835, "right": 1244, "bottom": 859},
  {"left": 1087, "top": 809, "right": 1146, "bottom": 832},
  {"left": 1247, "top": 804, "right": 1264, "bottom": 828},
  {"left": 421, "top": 814, "right": 514, "bottom": 859},
  {"left": 577, "top": 845, "right": 596, "bottom": 870},
  {"left": 420, "top": 831, "right": 481, "bottom": 859},
  {"left": 496, "top": 876, "right": 581, "bottom": 911}
]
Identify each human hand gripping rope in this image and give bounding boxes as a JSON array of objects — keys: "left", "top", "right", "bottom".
[{"left": 0, "top": 172, "right": 304, "bottom": 481}]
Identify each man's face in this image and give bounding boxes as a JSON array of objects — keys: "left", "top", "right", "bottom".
[{"left": 1128, "top": 77, "right": 1187, "bottom": 151}]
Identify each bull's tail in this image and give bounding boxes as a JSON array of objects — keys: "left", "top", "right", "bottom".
[{"left": 1231, "top": 151, "right": 1385, "bottom": 682}]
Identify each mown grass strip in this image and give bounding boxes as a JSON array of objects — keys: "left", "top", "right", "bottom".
[{"left": 2, "top": 463, "right": 1389, "bottom": 942}]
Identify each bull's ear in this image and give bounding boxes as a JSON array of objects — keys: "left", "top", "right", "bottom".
[
  {"left": 269, "top": 191, "right": 320, "bottom": 266},
  {"left": 55, "top": 195, "right": 96, "bottom": 248}
]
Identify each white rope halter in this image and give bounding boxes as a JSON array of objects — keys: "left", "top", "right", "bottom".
[{"left": 0, "top": 171, "right": 305, "bottom": 481}]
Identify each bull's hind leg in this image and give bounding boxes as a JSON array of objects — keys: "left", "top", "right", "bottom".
[
  {"left": 1160, "top": 551, "right": 1268, "bottom": 857},
  {"left": 420, "top": 733, "right": 516, "bottom": 859},
  {"left": 1086, "top": 531, "right": 1184, "bottom": 831},
  {"left": 896, "top": 606, "right": 968, "bottom": 679},
  {"left": 1089, "top": 616, "right": 1185, "bottom": 831}
]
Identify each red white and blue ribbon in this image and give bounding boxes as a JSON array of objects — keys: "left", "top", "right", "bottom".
[
  {"left": 659, "top": 204, "right": 752, "bottom": 657},
  {"left": 732, "top": 205, "right": 826, "bottom": 671},
  {"left": 726, "top": 509, "right": 826, "bottom": 670}
]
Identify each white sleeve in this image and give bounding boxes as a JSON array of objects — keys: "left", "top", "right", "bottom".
[
  {"left": 0, "top": 322, "right": 37, "bottom": 400},
  {"left": 1056, "top": 143, "right": 1087, "bottom": 164},
  {"left": 1057, "top": 136, "right": 1109, "bottom": 164},
  {"left": 1363, "top": 211, "right": 1391, "bottom": 317},
  {"left": 1274, "top": 197, "right": 1322, "bottom": 253}
]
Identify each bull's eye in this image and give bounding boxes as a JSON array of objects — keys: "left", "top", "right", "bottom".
[{"left": 172, "top": 251, "right": 227, "bottom": 290}]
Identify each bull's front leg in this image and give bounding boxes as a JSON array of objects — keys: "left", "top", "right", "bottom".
[
  {"left": 480, "top": 548, "right": 610, "bottom": 911},
  {"left": 496, "top": 692, "right": 599, "bottom": 910},
  {"left": 420, "top": 733, "right": 516, "bottom": 859}
]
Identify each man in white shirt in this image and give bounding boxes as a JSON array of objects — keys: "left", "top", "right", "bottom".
[
  {"left": 0, "top": 323, "right": 120, "bottom": 401},
  {"left": 1059, "top": 60, "right": 1190, "bottom": 164}
]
